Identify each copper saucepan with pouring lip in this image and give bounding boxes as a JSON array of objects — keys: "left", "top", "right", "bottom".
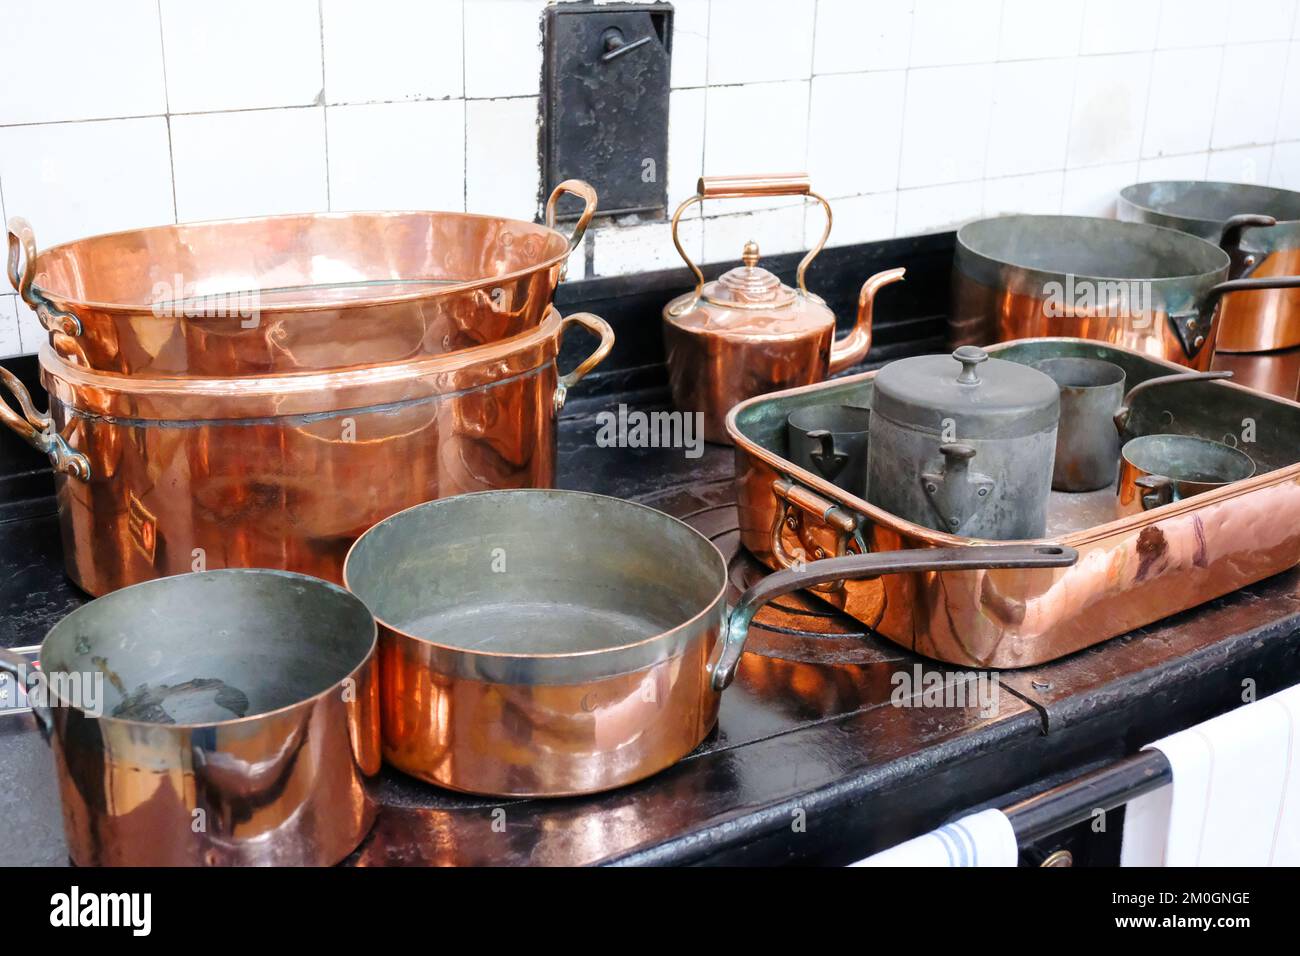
[
  {"left": 5, "top": 180, "right": 595, "bottom": 377},
  {"left": 0, "top": 569, "right": 381, "bottom": 867},
  {"left": 342, "top": 489, "right": 1077, "bottom": 798}
]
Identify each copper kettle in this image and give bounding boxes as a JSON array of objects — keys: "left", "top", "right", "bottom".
[{"left": 662, "top": 174, "right": 905, "bottom": 444}]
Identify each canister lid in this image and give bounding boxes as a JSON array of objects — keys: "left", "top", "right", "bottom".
[{"left": 871, "top": 346, "right": 1060, "bottom": 438}]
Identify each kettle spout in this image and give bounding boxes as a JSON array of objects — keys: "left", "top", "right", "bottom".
[{"left": 829, "top": 267, "right": 906, "bottom": 375}]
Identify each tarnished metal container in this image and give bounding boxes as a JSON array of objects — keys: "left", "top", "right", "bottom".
[
  {"left": 952, "top": 214, "right": 1300, "bottom": 371},
  {"left": 728, "top": 337, "right": 1300, "bottom": 668},
  {"left": 1118, "top": 181, "right": 1300, "bottom": 354},
  {"left": 5, "top": 181, "right": 594, "bottom": 377},
  {"left": 0, "top": 308, "right": 612, "bottom": 595},
  {"left": 867, "top": 345, "right": 1060, "bottom": 539}
]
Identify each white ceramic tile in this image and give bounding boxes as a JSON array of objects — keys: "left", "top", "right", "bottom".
[
  {"left": 1142, "top": 47, "right": 1222, "bottom": 158},
  {"left": 322, "top": 0, "right": 463, "bottom": 104},
  {"left": 1213, "top": 43, "right": 1288, "bottom": 149},
  {"left": 1079, "top": 0, "right": 1160, "bottom": 55},
  {"left": 817, "top": 191, "right": 897, "bottom": 245},
  {"left": 1137, "top": 152, "right": 1209, "bottom": 181},
  {"left": 1156, "top": 0, "right": 1232, "bottom": 50},
  {"left": 464, "top": 0, "right": 546, "bottom": 99},
  {"left": 592, "top": 218, "right": 702, "bottom": 277},
  {"left": 160, "top": 0, "right": 322, "bottom": 113},
  {"left": 702, "top": 206, "right": 806, "bottom": 262},
  {"left": 707, "top": 0, "right": 815, "bottom": 84},
  {"left": 0, "top": 118, "right": 175, "bottom": 247},
  {"left": 1270, "top": 141, "right": 1300, "bottom": 188},
  {"left": 1207, "top": 146, "right": 1273, "bottom": 184},
  {"left": 894, "top": 181, "right": 983, "bottom": 236},
  {"left": 998, "top": 0, "right": 1084, "bottom": 61},
  {"left": 982, "top": 171, "right": 1064, "bottom": 216},
  {"left": 1061, "top": 160, "right": 1138, "bottom": 216},
  {"left": 671, "top": 0, "right": 710, "bottom": 87},
  {"left": 899, "top": 64, "right": 994, "bottom": 188},
  {"left": 703, "top": 82, "right": 810, "bottom": 207},
  {"left": 1226, "top": 0, "right": 1297, "bottom": 43},
  {"left": 0, "top": 298, "right": 22, "bottom": 358},
  {"left": 170, "top": 108, "right": 327, "bottom": 221},
  {"left": 808, "top": 71, "right": 906, "bottom": 196},
  {"left": 813, "top": 0, "right": 913, "bottom": 74},
  {"left": 329, "top": 100, "right": 466, "bottom": 212},
  {"left": 0, "top": 0, "right": 166, "bottom": 124},
  {"left": 984, "top": 59, "right": 1075, "bottom": 178},
  {"left": 14, "top": 294, "right": 44, "bottom": 353},
  {"left": 1283, "top": 42, "right": 1300, "bottom": 141},
  {"left": 466, "top": 98, "right": 538, "bottom": 219},
  {"left": 668, "top": 88, "right": 707, "bottom": 212},
  {"left": 1067, "top": 53, "right": 1151, "bottom": 168},
  {"left": 909, "top": 0, "right": 1002, "bottom": 68}
]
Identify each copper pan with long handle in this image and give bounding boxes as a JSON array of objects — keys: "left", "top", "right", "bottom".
[{"left": 342, "top": 489, "right": 1076, "bottom": 798}]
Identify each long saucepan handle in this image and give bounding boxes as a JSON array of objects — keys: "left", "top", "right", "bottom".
[
  {"left": 0, "top": 365, "right": 90, "bottom": 479},
  {"left": 1112, "top": 369, "right": 1234, "bottom": 439},
  {"left": 709, "top": 543, "right": 1079, "bottom": 691},
  {"left": 0, "top": 648, "right": 52, "bottom": 740},
  {"left": 6, "top": 218, "right": 81, "bottom": 336}
]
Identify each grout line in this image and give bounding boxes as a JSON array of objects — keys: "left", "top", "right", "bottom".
[
  {"left": 462, "top": 0, "right": 469, "bottom": 215},
  {"left": 156, "top": 0, "right": 179, "bottom": 223},
  {"left": 318, "top": 0, "right": 331, "bottom": 211}
]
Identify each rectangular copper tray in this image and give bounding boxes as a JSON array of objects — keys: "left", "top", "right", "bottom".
[{"left": 727, "top": 337, "right": 1300, "bottom": 667}]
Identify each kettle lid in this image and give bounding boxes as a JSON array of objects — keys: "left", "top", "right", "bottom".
[
  {"left": 703, "top": 241, "right": 796, "bottom": 307},
  {"left": 872, "top": 346, "right": 1060, "bottom": 437}
]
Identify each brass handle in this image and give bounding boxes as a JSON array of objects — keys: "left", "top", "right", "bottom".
[
  {"left": 544, "top": 180, "right": 598, "bottom": 280},
  {"left": 553, "top": 312, "right": 615, "bottom": 413},
  {"left": 768, "top": 478, "right": 858, "bottom": 594},
  {"left": 6, "top": 218, "right": 81, "bottom": 337},
  {"left": 668, "top": 173, "right": 833, "bottom": 316},
  {"left": 711, "top": 542, "right": 1079, "bottom": 691},
  {"left": 0, "top": 366, "right": 90, "bottom": 480},
  {"left": 828, "top": 266, "right": 906, "bottom": 374}
]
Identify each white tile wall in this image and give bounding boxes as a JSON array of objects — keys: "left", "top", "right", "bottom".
[{"left": 1, "top": 0, "right": 1299, "bottom": 356}]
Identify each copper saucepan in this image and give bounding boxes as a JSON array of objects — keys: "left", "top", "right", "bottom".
[
  {"left": 5, "top": 180, "right": 595, "bottom": 376},
  {"left": 0, "top": 569, "right": 381, "bottom": 866},
  {"left": 342, "top": 489, "right": 1077, "bottom": 797}
]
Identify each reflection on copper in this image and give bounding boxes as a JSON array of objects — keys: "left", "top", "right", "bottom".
[{"left": 1217, "top": 247, "right": 1300, "bottom": 352}]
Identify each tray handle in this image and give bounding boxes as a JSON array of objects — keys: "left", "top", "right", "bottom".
[
  {"left": 710, "top": 542, "right": 1079, "bottom": 691},
  {"left": 769, "top": 478, "right": 858, "bottom": 594}
]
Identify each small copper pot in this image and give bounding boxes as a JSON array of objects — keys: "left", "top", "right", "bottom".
[
  {"left": 1117, "top": 433, "right": 1256, "bottom": 515},
  {"left": 662, "top": 174, "right": 905, "bottom": 444}
]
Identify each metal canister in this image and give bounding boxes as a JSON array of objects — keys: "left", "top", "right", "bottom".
[
  {"left": 867, "top": 346, "right": 1060, "bottom": 539},
  {"left": 786, "top": 404, "right": 871, "bottom": 496}
]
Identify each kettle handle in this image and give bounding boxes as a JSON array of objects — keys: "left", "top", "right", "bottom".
[{"left": 668, "top": 173, "right": 832, "bottom": 316}]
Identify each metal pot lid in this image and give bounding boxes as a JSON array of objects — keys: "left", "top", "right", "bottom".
[
  {"left": 702, "top": 241, "right": 796, "bottom": 308},
  {"left": 872, "top": 346, "right": 1060, "bottom": 438}
]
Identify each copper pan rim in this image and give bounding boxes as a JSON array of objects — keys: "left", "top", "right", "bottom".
[
  {"left": 342, "top": 489, "right": 730, "bottom": 674},
  {"left": 35, "top": 568, "right": 378, "bottom": 732},
  {"left": 34, "top": 208, "right": 572, "bottom": 315}
]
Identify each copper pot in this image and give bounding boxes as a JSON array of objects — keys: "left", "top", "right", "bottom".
[
  {"left": 5, "top": 181, "right": 595, "bottom": 377},
  {"left": 0, "top": 308, "right": 613, "bottom": 595},
  {"left": 0, "top": 569, "right": 380, "bottom": 866},
  {"left": 662, "top": 174, "right": 904, "bottom": 444},
  {"left": 1117, "top": 433, "right": 1256, "bottom": 516},
  {"left": 343, "top": 489, "right": 1076, "bottom": 797}
]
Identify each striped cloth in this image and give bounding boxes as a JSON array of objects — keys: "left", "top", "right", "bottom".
[{"left": 850, "top": 808, "right": 1019, "bottom": 867}]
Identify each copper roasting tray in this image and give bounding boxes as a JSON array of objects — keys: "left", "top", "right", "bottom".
[{"left": 727, "top": 337, "right": 1300, "bottom": 667}]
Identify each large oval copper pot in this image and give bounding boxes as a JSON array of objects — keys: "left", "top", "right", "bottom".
[
  {"left": 0, "top": 308, "right": 613, "bottom": 595},
  {"left": 5, "top": 181, "right": 595, "bottom": 377},
  {"left": 951, "top": 214, "right": 1300, "bottom": 370},
  {"left": 1118, "top": 181, "right": 1300, "bottom": 354}
]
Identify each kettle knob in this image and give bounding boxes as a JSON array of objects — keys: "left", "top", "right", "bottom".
[
  {"left": 741, "top": 240, "right": 760, "bottom": 268},
  {"left": 953, "top": 346, "right": 988, "bottom": 385}
]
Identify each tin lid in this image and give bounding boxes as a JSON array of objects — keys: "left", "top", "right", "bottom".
[
  {"left": 872, "top": 346, "right": 1060, "bottom": 438},
  {"left": 702, "top": 241, "right": 796, "bottom": 308}
]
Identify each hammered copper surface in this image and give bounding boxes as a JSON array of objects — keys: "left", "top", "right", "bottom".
[
  {"left": 12, "top": 308, "right": 613, "bottom": 595},
  {"left": 728, "top": 337, "right": 1300, "bottom": 668},
  {"left": 7, "top": 182, "right": 594, "bottom": 376}
]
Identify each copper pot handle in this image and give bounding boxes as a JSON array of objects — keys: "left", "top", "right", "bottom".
[
  {"left": 0, "top": 366, "right": 90, "bottom": 479},
  {"left": 1112, "top": 369, "right": 1234, "bottom": 439},
  {"left": 0, "top": 649, "right": 52, "bottom": 740},
  {"left": 710, "top": 542, "right": 1079, "bottom": 691},
  {"left": 769, "top": 477, "right": 857, "bottom": 594},
  {"left": 1218, "top": 213, "right": 1276, "bottom": 279},
  {"left": 668, "top": 173, "right": 832, "bottom": 316},
  {"left": 6, "top": 218, "right": 81, "bottom": 337},
  {"left": 553, "top": 312, "right": 615, "bottom": 413},
  {"left": 544, "top": 180, "right": 598, "bottom": 278},
  {"left": 828, "top": 267, "right": 906, "bottom": 374}
]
